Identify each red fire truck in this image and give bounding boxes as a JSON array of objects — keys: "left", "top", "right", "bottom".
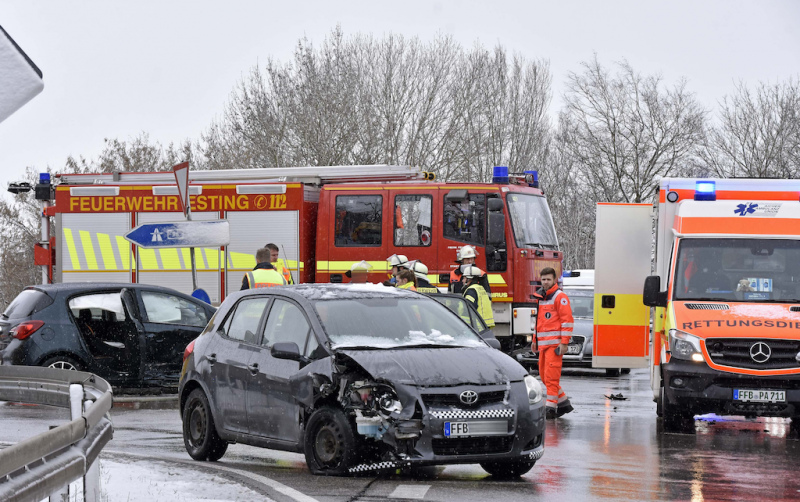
[{"left": 35, "top": 164, "right": 562, "bottom": 355}]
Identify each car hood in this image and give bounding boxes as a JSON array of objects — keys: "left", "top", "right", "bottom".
[
  {"left": 338, "top": 347, "right": 528, "bottom": 386},
  {"left": 674, "top": 301, "right": 800, "bottom": 339}
]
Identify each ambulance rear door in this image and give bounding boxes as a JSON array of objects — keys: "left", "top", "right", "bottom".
[{"left": 592, "top": 203, "right": 652, "bottom": 369}]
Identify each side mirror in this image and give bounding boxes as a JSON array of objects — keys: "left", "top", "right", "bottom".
[
  {"left": 271, "top": 342, "right": 307, "bottom": 362},
  {"left": 487, "top": 212, "right": 505, "bottom": 246},
  {"left": 488, "top": 198, "right": 504, "bottom": 213},
  {"left": 643, "top": 275, "right": 668, "bottom": 307},
  {"left": 484, "top": 337, "right": 502, "bottom": 350}
]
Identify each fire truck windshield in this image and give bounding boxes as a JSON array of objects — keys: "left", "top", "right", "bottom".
[
  {"left": 674, "top": 238, "right": 800, "bottom": 303},
  {"left": 506, "top": 193, "right": 558, "bottom": 249}
]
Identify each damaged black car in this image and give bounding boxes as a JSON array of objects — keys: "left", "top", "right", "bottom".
[{"left": 179, "top": 284, "right": 546, "bottom": 477}]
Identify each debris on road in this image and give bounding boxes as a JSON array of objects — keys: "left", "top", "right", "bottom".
[{"left": 604, "top": 393, "right": 628, "bottom": 401}]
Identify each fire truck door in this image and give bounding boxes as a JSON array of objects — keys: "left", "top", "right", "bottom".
[{"left": 592, "top": 203, "right": 652, "bottom": 369}]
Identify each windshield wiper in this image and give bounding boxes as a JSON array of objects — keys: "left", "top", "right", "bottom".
[
  {"left": 332, "top": 345, "right": 383, "bottom": 351},
  {"left": 525, "top": 243, "right": 557, "bottom": 249}
]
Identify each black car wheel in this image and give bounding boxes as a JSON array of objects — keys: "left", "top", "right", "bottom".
[
  {"left": 304, "top": 406, "right": 359, "bottom": 476},
  {"left": 480, "top": 458, "right": 536, "bottom": 478},
  {"left": 182, "top": 388, "right": 228, "bottom": 461},
  {"left": 661, "top": 386, "right": 694, "bottom": 433},
  {"left": 605, "top": 368, "right": 621, "bottom": 377},
  {"left": 42, "top": 355, "right": 83, "bottom": 371}
]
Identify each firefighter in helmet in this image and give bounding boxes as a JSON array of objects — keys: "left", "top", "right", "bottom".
[
  {"left": 385, "top": 254, "right": 409, "bottom": 286},
  {"left": 241, "top": 247, "right": 287, "bottom": 289},
  {"left": 450, "top": 245, "right": 491, "bottom": 295},
  {"left": 264, "top": 242, "right": 293, "bottom": 285},
  {"left": 346, "top": 261, "right": 373, "bottom": 284},
  {"left": 409, "top": 261, "right": 438, "bottom": 294},
  {"left": 448, "top": 249, "right": 464, "bottom": 294},
  {"left": 461, "top": 264, "right": 494, "bottom": 328}
]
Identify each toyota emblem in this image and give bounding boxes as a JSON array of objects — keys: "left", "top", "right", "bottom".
[
  {"left": 459, "top": 390, "right": 478, "bottom": 405},
  {"left": 750, "top": 342, "right": 772, "bottom": 364}
]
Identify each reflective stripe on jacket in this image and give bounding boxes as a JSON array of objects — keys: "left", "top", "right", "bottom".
[
  {"left": 245, "top": 268, "right": 287, "bottom": 289},
  {"left": 416, "top": 278, "right": 438, "bottom": 294},
  {"left": 536, "top": 284, "right": 573, "bottom": 346},
  {"left": 464, "top": 284, "right": 495, "bottom": 328},
  {"left": 273, "top": 261, "right": 294, "bottom": 285},
  {"left": 397, "top": 282, "right": 416, "bottom": 292}
]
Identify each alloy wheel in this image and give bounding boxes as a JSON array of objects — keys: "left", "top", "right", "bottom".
[{"left": 48, "top": 361, "right": 77, "bottom": 371}]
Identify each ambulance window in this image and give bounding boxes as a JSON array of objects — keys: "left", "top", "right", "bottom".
[
  {"left": 443, "top": 193, "right": 485, "bottom": 246},
  {"left": 335, "top": 195, "right": 383, "bottom": 247},
  {"left": 394, "top": 195, "right": 433, "bottom": 247}
]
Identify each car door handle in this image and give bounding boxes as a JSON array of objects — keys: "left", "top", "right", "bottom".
[
  {"left": 248, "top": 363, "right": 259, "bottom": 375},
  {"left": 207, "top": 353, "right": 216, "bottom": 366}
]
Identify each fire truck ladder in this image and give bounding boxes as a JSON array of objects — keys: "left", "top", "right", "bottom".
[{"left": 56, "top": 165, "right": 430, "bottom": 185}]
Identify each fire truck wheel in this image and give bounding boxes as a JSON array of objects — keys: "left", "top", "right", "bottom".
[{"left": 661, "top": 386, "right": 694, "bottom": 433}]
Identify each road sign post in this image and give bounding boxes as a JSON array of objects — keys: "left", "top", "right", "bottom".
[{"left": 172, "top": 163, "right": 199, "bottom": 291}]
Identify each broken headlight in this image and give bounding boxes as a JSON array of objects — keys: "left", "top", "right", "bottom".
[
  {"left": 524, "top": 375, "right": 543, "bottom": 405},
  {"left": 668, "top": 329, "right": 704, "bottom": 362}
]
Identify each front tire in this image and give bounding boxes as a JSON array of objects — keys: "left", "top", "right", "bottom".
[
  {"left": 661, "top": 386, "right": 694, "bottom": 433},
  {"left": 480, "top": 458, "right": 536, "bottom": 478},
  {"left": 182, "top": 388, "right": 228, "bottom": 461},
  {"left": 304, "top": 407, "right": 360, "bottom": 476}
]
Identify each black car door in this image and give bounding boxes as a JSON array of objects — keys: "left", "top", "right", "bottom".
[
  {"left": 207, "top": 296, "right": 270, "bottom": 434},
  {"left": 247, "top": 298, "right": 313, "bottom": 442},
  {"left": 120, "top": 288, "right": 147, "bottom": 385},
  {"left": 137, "top": 289, "right": 210, "bottom": 384}
]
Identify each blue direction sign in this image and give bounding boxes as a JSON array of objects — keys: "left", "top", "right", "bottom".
[{"left": 124, "top": 220, "right": 230, "bottom": 249}]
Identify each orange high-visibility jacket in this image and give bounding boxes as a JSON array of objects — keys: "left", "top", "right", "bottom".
[{"left": 535, "top": 284, "right": 574, "bottom": 348}]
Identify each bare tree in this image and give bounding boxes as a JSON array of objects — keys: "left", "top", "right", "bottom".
[
  {"left": 701, "top": 79, "right": 800, "bottom": 178},
  {"left": 64, "top": 133, "right": 195, "bottom": 173},
  {"left": 0, "top": 168, "right": 45, "bottom": 309},
  {"left": 562, "top": 55, "right": 707, "bottom": 203},
  {"left": 198, "top": 27, "right": 553, "bottom": 181}
]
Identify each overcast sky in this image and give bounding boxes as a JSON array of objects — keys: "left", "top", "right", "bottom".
[{"left": 1, "top": 0, "right": 798, "bottom": 189}]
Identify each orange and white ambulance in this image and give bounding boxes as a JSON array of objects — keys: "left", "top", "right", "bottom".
[{"left": 594, "top": 178, "right": 800, "bottom": 432}]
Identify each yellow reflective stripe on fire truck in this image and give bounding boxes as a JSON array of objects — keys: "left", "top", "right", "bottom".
[
  {"left": 487, "top": 274, "right": 506, "bottom": 285},
  {"left": 116, "top": 236, "right": 130, "bottom": 269},
  {"left": 159, "top": 249, "right": 181, "bottom": 270},
  {"left": 96, "top": 233, "right": 118, "bottom": 270},
  {"left": 139, "top": 248, "right": 158, "bottom": 270},
  {"left": 63, "top": 229, "right": 81, "bottom": 270},
  {"left": 204, "top": 248, "right": 219, "bottom": 269},
  {"left": 316, "top": 260, "right": 390, "bottom": 272},
  {"left": 79, "top": 231, "right": 99, "bottom": 270}
]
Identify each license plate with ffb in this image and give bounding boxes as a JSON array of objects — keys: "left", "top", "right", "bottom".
[
  {"left": 444, "top": 421, "right": 507, "bottom": 437},
  {"left": 733, "top": 389, "right": 786, "bottom": 403}
]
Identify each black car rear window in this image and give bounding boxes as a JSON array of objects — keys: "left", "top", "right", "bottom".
[{"left": 3, "top": 289, "right": 53, "bottom": 319}]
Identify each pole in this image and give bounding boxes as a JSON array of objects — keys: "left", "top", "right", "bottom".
[
  {"left": 41, "top": 200, "right": 50, "bottom": 284},
  {"left": 186, "top": 211, "right": 198, "bottom": 291},
  {"left": 281, "top": 244, "right": 293, "bottom": 284}
]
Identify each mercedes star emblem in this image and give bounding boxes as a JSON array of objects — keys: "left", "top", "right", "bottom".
[
  {"left": 459, "top": 390, "right": 478, "bottom": 405},
  {"left": 750, "top": 342, "right": 772, "bottom": 364}
]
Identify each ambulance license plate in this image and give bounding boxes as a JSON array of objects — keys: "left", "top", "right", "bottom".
[
  {"left": 567, "top": 344, "right": 582, "bottom": 355},
  {"left": 733, "top": 389, "right": 786, "bottom": 403}
]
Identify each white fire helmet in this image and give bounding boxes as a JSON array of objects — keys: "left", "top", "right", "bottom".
[
  {"left": 350, "top": 260, "right": 373, "bottom": 272},
  {"left": 460, "top": 264, "right": 483, "bottom": 279},
  {"left": 459, "top": 245, "right": 478, "bottom": 260},
  {"left": 386, "top": 254, "right": 409, "bottom": 267},
  {"left": 408, "top": 260, "right": 429, "bottom": 281}
]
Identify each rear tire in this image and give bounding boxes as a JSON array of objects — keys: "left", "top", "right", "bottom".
[
  {"left": 304, "top": 407, "right": 360, "bottom": 476},
  {"left": 621, "top": 368, "right": 631, "bottom": 375},
  {"left": 605, "top": 368, "right": 621, "bottom": 377},
  {"left": 42, "top": 355, "right": 83, "bottom": 371},
  {"left": 182, "top": 388, "right": 228, "bottom": 461},
  {"left": 480, "top": 458, "right": 536, "bottom": 478},
  {"left": 661, "top": 386, "right": 694, "bottom": 433}
]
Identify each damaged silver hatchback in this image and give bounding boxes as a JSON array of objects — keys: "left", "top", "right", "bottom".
[{"left": 179, "top": 284, "right": 546, "bottom": 477}]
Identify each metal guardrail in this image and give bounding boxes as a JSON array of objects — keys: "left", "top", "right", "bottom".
[{"left": 0, "top": 366, "right": 114, "bottom": 502}]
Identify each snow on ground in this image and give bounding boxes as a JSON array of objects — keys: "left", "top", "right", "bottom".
[{"left": 99, "top": 457, "right": 264, "bottom": 502}]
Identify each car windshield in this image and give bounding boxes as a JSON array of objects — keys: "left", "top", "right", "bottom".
[
  {"left": 506, "top": 193, "right": 558, "bottom": 249},
  {"left": 674, "top": 238, "right": 800, "bottom": 302},
  {"left": 312, "top": 298, "right": 485, "bottom": 349},
  {"left": 431, "top": 296, "right": 489, "bottom": 333},
  {"left": 563, "top": 288, "right": 593, "bottom": 318}
]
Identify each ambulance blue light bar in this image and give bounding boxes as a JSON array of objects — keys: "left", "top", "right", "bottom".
[
  {"left": 524, "top": 170, "right": 539, "bottom": 188},
  {"left": 694, "top": 181, "right": 716, "bottom": 201},
  {"left": 492, "top": 166, "right": 509, "bottom": 184}
]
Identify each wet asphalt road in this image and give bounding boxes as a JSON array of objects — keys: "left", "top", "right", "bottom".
[{"left": 4, "top": 368, "right": 800, "bottom": 501}]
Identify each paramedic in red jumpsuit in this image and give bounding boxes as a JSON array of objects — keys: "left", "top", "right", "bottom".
[{"left": 535, "top": 267, "right": 575, "bottom": 419}]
